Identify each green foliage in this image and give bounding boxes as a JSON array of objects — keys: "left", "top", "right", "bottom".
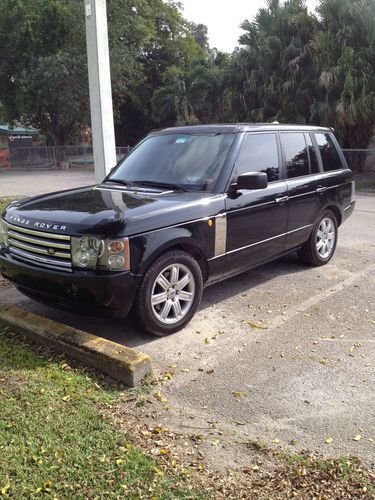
[
  {"left": 0, "top": 0, "right": 374, "bottom": 147},
  {"left": 312, "top": 0, "right": 375, "bottom": 147},
  {"left": 0, "top": 330, "right": 201, "bottom": 498}
]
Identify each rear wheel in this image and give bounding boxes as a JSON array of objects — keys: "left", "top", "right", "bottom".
[
  {"left": 298, "top": 210, "right": 338, "bottom": 266},
  {"left": 134, "top": 250, "right": 203, "bottom": 336}
]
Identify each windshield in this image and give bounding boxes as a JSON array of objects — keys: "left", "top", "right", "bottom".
[{"left": 108, "top": 133, "right": 235, "bottom": 191}]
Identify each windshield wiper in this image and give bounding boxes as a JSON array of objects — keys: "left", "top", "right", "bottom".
[
  {"left": 131, "top": 180, "right": 188, "bottom": 192},
  {"left": 104, "top": 179, "right": 132, "bottom": 187}
]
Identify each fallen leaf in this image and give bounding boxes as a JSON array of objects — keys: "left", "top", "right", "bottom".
[
  {"left": 180, "top": 368, "right": 190, "bottom": 373},
  {"left": 232, "top": 391, "right": 247, "bottom": 398},
  {"left": 159, "top": 449, "right": 169, "bottom": 455},
  {"left": 211, "top": 439, "right": 220, "bottom": 446},
  {"left": 155, "top": 391, "right": 167, "bottom": 403},
  {"left": 61, "top": 395, "right": 71, "bottom": 402},
  {"left": 247, "top": 321, "right": 267, "bottom": 330},
  {"left": 353, "top": 434, "right": 362, "bottom": 441},
  {"left": 1, "top": 484, "right": 11, "bottom": 496},
  {"left": 272, "top": 439, "right": 280, "bottom": 444},
  {"left": 325, "top": 436, "right": 334, "bottom": 444}
]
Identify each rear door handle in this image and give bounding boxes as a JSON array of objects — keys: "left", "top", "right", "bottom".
[
  {"left": 275, "top": 196, "right": 289, "bottom": 204},
  {"left": 316, "top": 186, "right": 327, "bottom": 193}
]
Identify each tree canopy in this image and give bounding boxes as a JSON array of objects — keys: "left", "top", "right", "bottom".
[{"left": 0, "top": 0, "right": 374, "bottom": 148}]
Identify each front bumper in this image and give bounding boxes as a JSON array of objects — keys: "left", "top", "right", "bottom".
[{"left": 0, "top": 248, "right": 139, "bottom": 317}]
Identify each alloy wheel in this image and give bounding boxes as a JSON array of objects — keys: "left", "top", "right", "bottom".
[
  {"left": 150, "top": 263, "right": 196, "bottom": 324},
  {"left": 316, "top": 217, "right": 336, "bottom": 259}
]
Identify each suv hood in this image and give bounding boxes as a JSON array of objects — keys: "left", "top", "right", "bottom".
[{"left": 2, "top": 185, "right": 224, "bottom": 238}]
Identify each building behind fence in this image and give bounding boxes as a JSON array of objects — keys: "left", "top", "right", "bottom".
[{"left": 0, "top": 145, "right": 374, "bottom": 180}]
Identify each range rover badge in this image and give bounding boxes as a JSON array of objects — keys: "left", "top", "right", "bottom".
[{"left": 47, "top": 248, "right": 56, "bottom": 255}]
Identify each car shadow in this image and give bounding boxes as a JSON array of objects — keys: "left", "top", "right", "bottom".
[{"left": 12, "top": 252, "right": 312, "bottom": 348}]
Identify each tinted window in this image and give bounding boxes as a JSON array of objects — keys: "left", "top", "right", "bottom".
[
  {"left": 315, "top": 133, "right": 343, "bottom": 171},
  {"left": 110, "top": 133, "right": 235, "bottom": 191},
  {"left": 281, "top": 133, "right": 309, "bottom": 178},
  {"left": 305, "top": 133, "right": 320, "bottom": 174},
  {"left": 236, "top": 133, "right": 279, "bottom": 182}
]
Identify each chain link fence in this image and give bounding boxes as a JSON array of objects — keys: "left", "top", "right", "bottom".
[
  {"left": 1, "top": 145, "right": 374, "bottom": 191},
  {"left": 342, "top": 149, "right": 375, "bottom": 192},
  {"left": 0, "top": 145, "right": 132, "bottom": 171}
]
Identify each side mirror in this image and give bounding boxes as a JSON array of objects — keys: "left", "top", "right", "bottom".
[{"left": 236, "top": 171, "right": 268, "bottom": 190}]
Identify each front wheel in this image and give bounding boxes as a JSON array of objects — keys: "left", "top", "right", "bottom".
[
  {"left": 298, "top": 210, "right": 338, "bottom": 266},
  {"left": 133, "top": 250, "right": 203, "bottom": 336}
]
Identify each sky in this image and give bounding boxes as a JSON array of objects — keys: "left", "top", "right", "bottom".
[{"left": 180, "top": 0, "right": 319, "bottom": 53}]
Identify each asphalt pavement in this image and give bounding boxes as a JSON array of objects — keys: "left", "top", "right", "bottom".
[{"left": 1, "top": 194, "right": 374, "bottom": 467}]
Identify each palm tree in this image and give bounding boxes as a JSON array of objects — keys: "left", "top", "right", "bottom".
[{"left": 312, "top": 0, "right": 375, "bottom": 147}]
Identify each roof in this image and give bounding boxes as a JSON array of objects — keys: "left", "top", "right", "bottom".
[
  {"left": 152, "top": 123, "right": 332, "bottom": 135},
  {"left": 0, "top": 123, "right": 39, "bottom": 136}
]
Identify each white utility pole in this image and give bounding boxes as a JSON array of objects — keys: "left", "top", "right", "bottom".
[{"left": 85, "top": 0, "right": 117, "bottom": 183}]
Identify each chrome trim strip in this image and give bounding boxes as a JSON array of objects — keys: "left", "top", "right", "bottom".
[
  {"left": 214, "top": 214, "right": 227, "bottom": 257},
  {"left": 208, "top": 223, "right": 313, "bottom": 261},
  {"left": 8, "top": 238, "right": 71, "bottom": 259},
  {"left": 288, "top": 190, "right": 316, "bottom": 199},
  {"left": 7, "top": 230, "right": 71, "bottom": 250},
  {"left": 6, "top": 223, "right": 70, "bottom": 240},
  {"left": 344, "top": 204, "right": 352, "bottom": 212},
  {"left": 287, "top": 224, "right": 314, "bottom": 234},
  {"left": 225, "top": 233, "right": 285, "bottom": 256},
  {"left": 9, "top": 247, "right": 72, "bottom": 269},
  {"left": 226, "top": 200, "right": 275, "bottom": 214}
]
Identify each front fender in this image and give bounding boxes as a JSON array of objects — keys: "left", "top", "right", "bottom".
[{"left": 129, "top": 219, "right": 215, "bottom": 276}]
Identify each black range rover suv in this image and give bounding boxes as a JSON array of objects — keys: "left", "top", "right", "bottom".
[{"left": 0, "top": 124, "right": 355, "bottom": 335}]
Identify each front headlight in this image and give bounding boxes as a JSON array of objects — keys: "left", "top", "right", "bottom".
[
  {"left": 71, "top": 236, "right": 104, "bottom": 269},
  {"left": 71, "top": 236, "right": 129, "bottom": 271},
  {"left": 0, "top": 220, "right": 8, "bottom": 246}
]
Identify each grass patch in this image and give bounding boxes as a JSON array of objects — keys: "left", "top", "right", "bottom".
[{"left": 0, "top": 329, "right": 201, "bottom": 499}]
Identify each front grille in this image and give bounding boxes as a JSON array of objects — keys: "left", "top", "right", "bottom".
[{"left": 6, "top": 222, "right": 72, "bottom": 272}]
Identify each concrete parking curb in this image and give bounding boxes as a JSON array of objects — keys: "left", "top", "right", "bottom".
[{"left": 0, "top": 305, "right": 152, "bottom": 387}]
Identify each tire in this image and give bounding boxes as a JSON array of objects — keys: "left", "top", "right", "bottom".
[
  {"left": 133, "top": 250, "right": 203, "bottom": 336},
  {"left": 298, "top": 210, "right": 338, "bottom": 266}
]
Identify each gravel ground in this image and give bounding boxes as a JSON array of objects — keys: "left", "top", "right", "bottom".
[{"left": 1, "top": 194, "right": 374, "bottom": 471}]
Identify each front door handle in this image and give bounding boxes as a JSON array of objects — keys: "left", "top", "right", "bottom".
[
  {"left": 316, "top": 186, "right": 327, "bottom": 193},
  {"left": 275, "top": 196, "right": 289, "bottom": 204}
]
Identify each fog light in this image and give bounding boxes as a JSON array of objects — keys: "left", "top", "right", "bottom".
[{"left": 107, "top": 254, "right": 125, "bottom": 269}]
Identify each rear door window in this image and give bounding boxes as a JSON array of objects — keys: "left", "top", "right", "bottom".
[
  {"left": 236, "top": 133, "right": 279, "bottom": 182},
  {"left": 305, "top": 133, "right": 320, "bottom": 174},
  {"left": 314, "top": 133, "right": 343, "bottom": 171},
  {"left": 280, "top": 133, "right": 310, "bottom": 178}
]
